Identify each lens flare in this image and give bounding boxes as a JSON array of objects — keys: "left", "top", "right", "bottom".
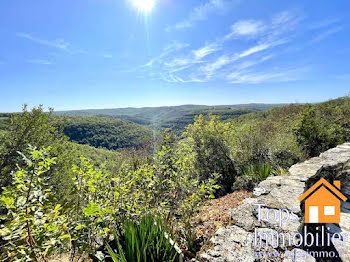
[{"left": 130, "top": 0, "right": 155, "bottom": 13}]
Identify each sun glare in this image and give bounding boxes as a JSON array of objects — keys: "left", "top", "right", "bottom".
[{"left": 130, "top": 0, "right": 155, "bottom": 13}]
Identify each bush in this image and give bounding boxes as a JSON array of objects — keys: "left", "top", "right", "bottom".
[{"left": 183, "top": 115, "right": 237, "bottom": 196}]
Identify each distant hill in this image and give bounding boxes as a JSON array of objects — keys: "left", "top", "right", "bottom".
[
  {"left": 0, "top": 113, "right": 11, "bottom": 131},
  {"left": 56, "top": 103, "right": 287, "bottom": 132},
  {"left": 61, "top": 116, "right": 153, "bottom": 150}
]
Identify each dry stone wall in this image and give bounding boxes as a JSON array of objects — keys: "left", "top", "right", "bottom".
[{"left": 199, "top": 143, "right": 350, "bottom": 262}]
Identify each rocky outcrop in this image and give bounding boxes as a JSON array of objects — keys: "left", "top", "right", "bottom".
[{"left": 199, "top": 143, "right": 350, "bottom": 262}]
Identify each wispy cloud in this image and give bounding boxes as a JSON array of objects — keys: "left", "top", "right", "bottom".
[
  {"left": 127, "top": 9, "right": 340, "bottom": 84},
  {"left": 192, "top": 43, "right": 219, "bottom": 59},
  {"left": 102, "top": 54, "right": 113, "bottom": 59},
  {"left": 166, "top": 0, "right": 236, "bottom": 32},
  {"left": 200, "top": 55, "right": 231, "bottom": 79},
  {"left": 310, "top": 26, "right": 343, "bottom": 43},
  {"left": 237, "top": 42, "right": 279, "bottom": 58},
  {"left": 28, "top": 59, "right": 53, "bottom": 65},
  {"left": 309, "top": 18, "right": 340, "bottom": 30},
  {"left": 144, "top": 42, "right": 190, "bottom": 67},
  {"left": 17, "top": 32, "right": 70, "bottom": 51},
  {"left": 16, "top": 32, "right": 89, "bottom": 56},
  {"left": 121, "top": 42, "right": 190, "bottom": 73},
  {"left": 229, "top": 20, "right": 265, "bottom": 38},
  {"left": 226, "top": 67, "right": 305, "bottom": 84}
]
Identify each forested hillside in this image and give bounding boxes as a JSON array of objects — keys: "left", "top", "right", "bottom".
[
  {"left": 0, "top": 97, "right": 349, "bottom": 261},
  {"left": 0, "top": 113, "right": 11, "bottom": 131},
  {"left": 57, "top": 103, "right": 286, "bottom": 132},
  {"left": 62, "top": 116, "right": 153, "bottom": 150}
]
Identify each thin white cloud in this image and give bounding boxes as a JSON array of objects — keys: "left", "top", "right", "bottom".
[
  {"left": 309, "top": 18, "right": 340, "bottom": 30},
  {"left": 226, "top": 67, "right": 305, "bottom": 84},
  {"left": 201, "top": 55, "right": 231, "bottom": 75},
  {"left": 126, "top": 9, "right": 325, "bottom": 84},
  {"left": 17, "top": 33, "right": 70, "bottom": 51},
  {"left": 164, "top": 58, "right": 192, "bottom": 68},
  {"left": 230, "top": 20, "right": 265, "bottom": 37},
  {"left": 237, "top": 39, "right": 286, "bottom": 58},
  {"left": 227, "top": 71, "right": 281, "bottom": 83},
  {"left": 234, "top": 55, "right": 273, "bottom": 70},
  {"left": 102, "top": 54, "right": 113, "bottom": 59},
  {"left": 28, "top": 59, "right": 53, "bottom": 65},
  {"left": 143, "top": 42, "right": 190, "bottom": 68},
  {"left": 192, "top": 43, "right": 219, "bottom": 59},
  {"left": 166, "top": 0, "right": 235, "bottom": 31},
  {"left": 310, "top": 26, "right": 343, "bottom": 43}
]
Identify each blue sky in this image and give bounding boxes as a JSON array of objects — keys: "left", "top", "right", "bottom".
[{"left": 0, "top": 0, "right": 349, "bottom": 111}]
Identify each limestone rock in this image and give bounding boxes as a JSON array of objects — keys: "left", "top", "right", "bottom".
[{"left": 199, "top": 143, "right": 350, "bottom": 262}]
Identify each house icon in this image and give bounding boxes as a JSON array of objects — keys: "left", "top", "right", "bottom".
[{"left": 298, "top": 178, "right": 348, "bottom": 223}]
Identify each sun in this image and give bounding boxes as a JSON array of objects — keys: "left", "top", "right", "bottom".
[{"left": 130, "top": 0, "right": 155, "bottom": 13}]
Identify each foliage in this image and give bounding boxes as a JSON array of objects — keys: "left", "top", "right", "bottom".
[
  {"left": 0, "top": 105, "right": 66, "bottom": 188},
  {"left": 184, "top": 115, "right": 236, "bottom": 196},
  {"left": 67, "top": 156, "right": 120, "bottom": 256},
  {"left": 0, "top": 115, "right": 10, "bottom": 131},
  {"left": 62, "top": 116, "right": 153, "bottom": 150},
  {"left": 106, "top": 215, "right": 179, "bottom": 262},
  {"left": 64, "top": 130, "right": 217, "bottom": 256},
  {"left": 50, "top": 141, "right": 122, "bottom": 204},
  {"left": 155, "top": 131, "right": 218, "bottom": 219},
  {"left": 295, "top": 97, "right": 350, "bottom": 157},
  {"left": 0, "top": 96, "right": 348, "bottom": 259},
  {"left": 232, "top": 163, "right": 272, "bottom": 191},
  {"left": 0, "top": 147, "right": 69, "bottom": 261},
  {"left": 231, "top": 104, "right": 305, "bottom": 170}
]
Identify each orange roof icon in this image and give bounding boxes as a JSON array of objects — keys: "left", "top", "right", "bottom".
[
  {"left": 299, "top": 178, "right": 347, "bottom": 202},
  {"left": 299, "top": 178, "right": 347, "bottom": 223}
]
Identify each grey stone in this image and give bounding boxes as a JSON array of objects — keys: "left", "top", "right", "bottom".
[{"left": 199, "top": 143, "right": 350, "bottom": 262}]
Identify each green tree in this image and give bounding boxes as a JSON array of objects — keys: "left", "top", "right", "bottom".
[
  {"left": 295, "top": 98, "right": 350, "bottom": 157},
  {"left": 0, "top": 105, "right": 66, "bottom": 188}
]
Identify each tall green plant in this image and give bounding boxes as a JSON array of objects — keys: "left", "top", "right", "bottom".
[{"left": 106, "top": 215, "right": 179, "bottom": 262}]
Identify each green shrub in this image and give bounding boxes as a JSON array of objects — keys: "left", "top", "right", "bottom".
[{"left": 183, "top": 115, "right": 236, "bottom": 196}]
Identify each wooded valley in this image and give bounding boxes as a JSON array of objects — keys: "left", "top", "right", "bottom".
[{"left": 0, "top": 97, "right": 349, "bottom": 261}]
